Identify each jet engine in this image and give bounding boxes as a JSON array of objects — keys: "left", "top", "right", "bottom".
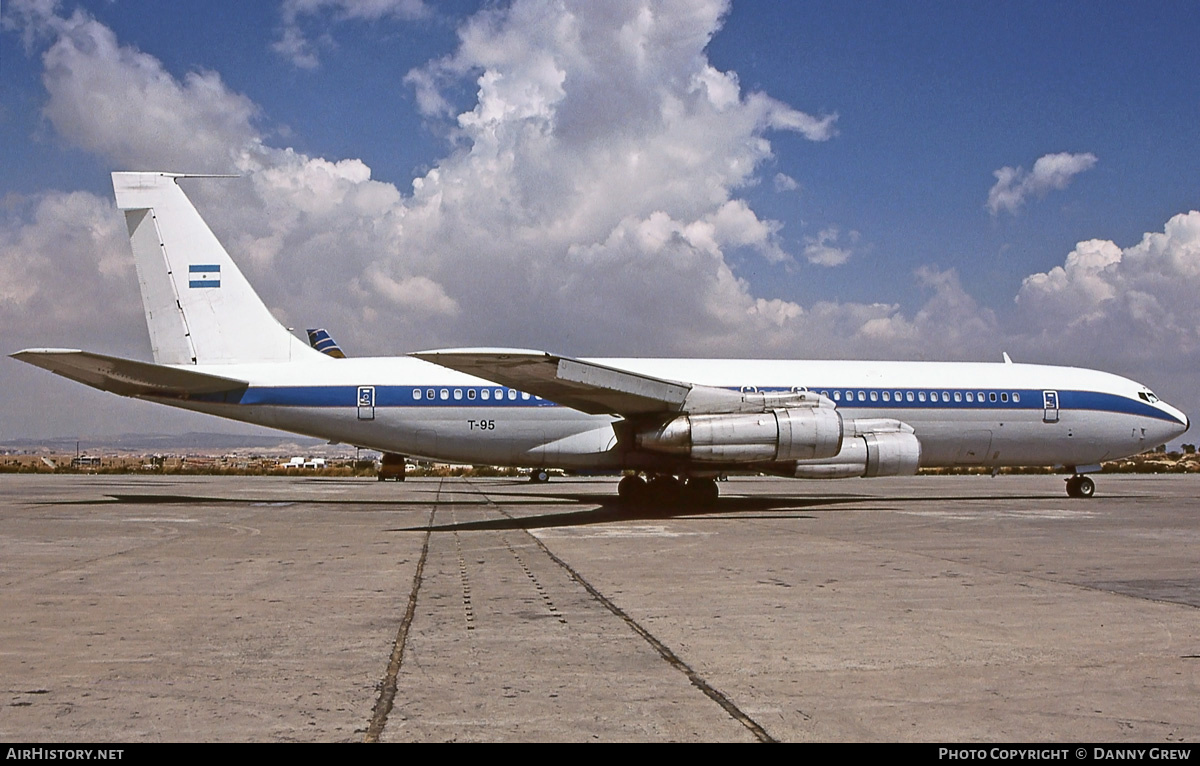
[
  {"left": 792, "top": 429, "right": 921, "bottom": 479},
  {"left": 634, "top": 407, "right": 844, "bottom": 463}
]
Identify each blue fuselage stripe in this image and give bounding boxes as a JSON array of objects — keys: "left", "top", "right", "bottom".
[{"left": 188, "top": 385, "right": 1180, "bottom": 424}]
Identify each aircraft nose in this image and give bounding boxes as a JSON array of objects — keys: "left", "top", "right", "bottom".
[{"left": 1163, "top": 402, "right": 1189, "bottom": 437}]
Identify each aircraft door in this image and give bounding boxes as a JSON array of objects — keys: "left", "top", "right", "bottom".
[
  {"left": 1042, "top": 390, "right": 1059, "bottom": 423},
  {"left": 357, "top": 386, "right": 376, "bottom": 421}
]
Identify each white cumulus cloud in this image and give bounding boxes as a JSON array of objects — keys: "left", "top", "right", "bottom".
[
  {"left": 987, "top": 151, "right": 1098, "bottom": 216},
  {"left": 273, "top": 0, "right": 431, "bottom": 69},
  {"left": 802, "top": 227, "right": 857, "bottom": 267},
  {"left": 2, "top": 0, "right": 843, "bottom": 364},
  {"left": 1015, "top": 210, "right": 1200, "bottom": 370}
]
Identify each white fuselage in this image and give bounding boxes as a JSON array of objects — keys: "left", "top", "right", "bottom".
[{"left": 153, "top": 355, "right": 1189, "bottom": 472}]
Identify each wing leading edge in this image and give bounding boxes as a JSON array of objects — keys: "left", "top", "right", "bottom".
[{"left": 410, "top": 348, "right": 830, "bottom": 416}]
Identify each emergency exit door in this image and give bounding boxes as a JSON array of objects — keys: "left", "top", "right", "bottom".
[
  {"left": 1042, "top": 390, "right": 1059, "bottom": 423},
  {"left": 357, "top": 386, "right": 375, "bottom": 420}
]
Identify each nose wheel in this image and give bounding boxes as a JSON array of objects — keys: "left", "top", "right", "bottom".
[{"left": 1065, "top": 474, "right": 1095, "bottom": 498}]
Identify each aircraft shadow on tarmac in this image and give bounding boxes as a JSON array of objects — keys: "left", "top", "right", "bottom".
[
  {"left": 390, "top": 495, "right": 852, "bottom": 533},
  {"left": 390, "top": 481, "right": 1082, "bottom": 533},
  {"left": 40, "top": 480, "right": 1079, "bottom": 533}
]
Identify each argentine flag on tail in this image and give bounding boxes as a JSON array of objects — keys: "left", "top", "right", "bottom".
[{"left": 189, "top": 264, "right": 220, "bottom": 288}]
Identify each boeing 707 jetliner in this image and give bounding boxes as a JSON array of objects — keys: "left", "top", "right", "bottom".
[{"left": 12, "top": 173, "right": 1189, "bottom": 502}]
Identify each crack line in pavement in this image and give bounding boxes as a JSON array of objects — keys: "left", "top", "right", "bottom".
[
  {"left": 364, "top": 479, "right": 441, "bottom": 742},
  {"left": 463, "top": 478, "right": 777, "bottom": 743}
]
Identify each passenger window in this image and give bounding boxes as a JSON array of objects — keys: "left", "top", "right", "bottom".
[
  {"left": 440, "top": 389, "right": 449, "bottom": 400},
  {"left": 481, "top": 389, "right": 490, "bottom": 400},
  {"left": 1001, "top": 392, "right": 1008, "bottom": 403},
  {"left": 413, "top": 389, "right": 422, "bottom": 400},
  {"left": 426, "top": 388, "right": 435, "bottom": 400},
  {"left": 918, "top": 392, "right": 926, "bottom": 402},
  {"left": 989, "top": 392, "right": 997, "bottom": 402},
  {"left": 467, "top": 389, "right": 476, "bottom": 400},
  {"left": 857, "top": 390, "right": 865, "bottom": 401},
  {"left": 453, "top": 389, "right": 462, "bottom": 400},
  {"left": 1013, "top": 392, "right": 1020, "bottom": 403},
  {"left": 954, "top": 392, "right": 962, "bottom": 402},
  {"left": 833, "top": 391, "right": 841, "bottom": 401},
  {"left": 942, "top": 392, "right": 950, "bottom": 402},
  {"left": 883, "top": 391, "right": 890, "bottom": 402},
  {"left": 522, "top": 392, "right": 530, "bottom": 400},
  {"left": 496, "top": 389, "right": 504, "bottom": 399},
  {"left": 508, "top": 389, "right": 517, "bottom": 400},
  {"left": 966, "top": 392, "right": 973, "bottom": 402},
  {"left": 906, "top": 391, "right": 914, "bottom": 402}
]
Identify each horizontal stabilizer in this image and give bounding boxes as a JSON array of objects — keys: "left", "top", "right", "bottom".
[{"left": 11, "top": 349, "right": 248, "bottom": 399}]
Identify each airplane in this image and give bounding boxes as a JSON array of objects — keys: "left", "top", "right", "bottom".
[
  {"left": 11, "top": 172, "right": 1190, "bottom": 502},
  {"left": 306, "top": 328, "right": 347, "bottom": 359}
]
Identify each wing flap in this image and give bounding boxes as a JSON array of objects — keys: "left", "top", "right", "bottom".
[{"left": 11, "top": 349, "right": 248, "bottom": 398}]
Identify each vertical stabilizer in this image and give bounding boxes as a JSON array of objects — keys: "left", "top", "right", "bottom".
[
  {"left": 306, "top": 328, "right": 347, "bottom": 358},
  {"left": 112, "top": 172, "right": 323, "bottom": 365}
]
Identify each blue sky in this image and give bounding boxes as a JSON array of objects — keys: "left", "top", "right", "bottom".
[{"left": 2, "top": 0, "right": 1197, "bottom": 442}]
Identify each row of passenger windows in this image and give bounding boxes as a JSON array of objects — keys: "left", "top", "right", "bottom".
[
  {"left": 823, "top": 389, "right": 1020, "bottom": 404},
  {"left": 407, "top": 385, "right": 1023, "bottom": 405},
  {"left": 412, "top": 387, "right": 538, "bottom": 402}
]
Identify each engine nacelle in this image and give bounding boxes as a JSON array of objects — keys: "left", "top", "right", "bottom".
[
  {"left": 792, "top": 430, "right": 922, "bottom": 479},
  {"left": 635, "top": 407, "right": 843, "bottom": 463}
]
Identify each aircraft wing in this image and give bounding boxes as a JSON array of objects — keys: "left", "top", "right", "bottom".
[
  {"left": 411, "top": 348, "right": 697, "bottom": 416},
  {"left": 11, "top": 349, "right": 248, "bottom": 398}
]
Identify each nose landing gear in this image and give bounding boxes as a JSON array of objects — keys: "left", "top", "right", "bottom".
[{"left": 1065, "top": 474, "right": 1095, "bottom": 498}]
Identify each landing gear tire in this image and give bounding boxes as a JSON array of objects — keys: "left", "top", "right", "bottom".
[
  {"left": 530, "top": 469, "right": 551, "bottom": 483},
  {"left": 618, "top": 474, "right": 647, "bottom": 504},
  {"left": 1066, "top": 475, "right": 1095, "bottom": 498},
  {"left": 682, "top": 477, "right": 719, "bottom": 507}
]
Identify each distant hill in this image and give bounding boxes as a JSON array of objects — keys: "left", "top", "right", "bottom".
[{"left": 0, "top": 432, "right": 331, "bottom": 455}]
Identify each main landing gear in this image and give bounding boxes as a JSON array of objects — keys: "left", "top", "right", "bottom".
[
  {"left": 617, "top": 474, "right": 720, "bottom": 507},
  {"left": 1065, "top": 474, "right": 1095, "bottom": 499}
]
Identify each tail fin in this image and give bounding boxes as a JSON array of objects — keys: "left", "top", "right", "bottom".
[
  {"left": 306, "top": 328, "right": 347, "bottom": 358},
  {"left": 112, "top": 172, "right": 324, "bottom": 366}
]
